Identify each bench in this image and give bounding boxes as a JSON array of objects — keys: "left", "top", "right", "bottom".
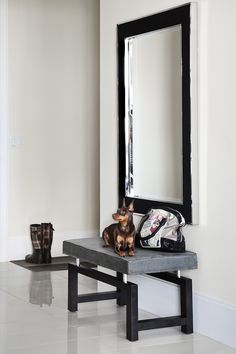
[{"left": 63, "top": 237, "right": 197, "bottom": 341}]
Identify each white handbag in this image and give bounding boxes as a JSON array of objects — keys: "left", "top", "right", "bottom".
[{"left": 136, "top": 208, "right": 186, "bottom": 252}]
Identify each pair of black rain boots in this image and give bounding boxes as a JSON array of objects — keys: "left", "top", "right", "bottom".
[{"left": 25, "top": 223, "right": 54, "bottom": 264}]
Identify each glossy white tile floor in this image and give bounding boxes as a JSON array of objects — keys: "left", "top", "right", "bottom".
[{"left": 0, "top": 262, "right": 235, "bottom": 354}]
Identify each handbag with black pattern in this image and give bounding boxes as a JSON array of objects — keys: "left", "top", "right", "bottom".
[{"left": 136, "top": 208, "right": 186, "bottom": 252}]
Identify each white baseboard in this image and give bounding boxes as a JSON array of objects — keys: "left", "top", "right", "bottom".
[
  {"left": 7, "top": 230, "right": 98, "bottom": 261},
  {"left": 194, "top": 291, "right": 236, "bottom": 349},
  {"left": 128, "top": 274, "right": 236, "bottom": 349}
]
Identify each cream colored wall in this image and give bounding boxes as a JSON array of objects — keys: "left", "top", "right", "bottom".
[
  {"left": 7, "top": 0, "right": 99, "bottom": 257},
  {"left": 100, "top": 0, "right": 236, "bottom": 306}
]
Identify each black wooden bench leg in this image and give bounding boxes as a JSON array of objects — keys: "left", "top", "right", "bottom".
[
  {"left": 68, "top": 263, "right": 78, "bottom": 312},
  {"left": 67, "top": 263, "right": 193, "bottom": 340},
  {"left": 180, "top": 277, "right": 193, "bottom": 334},
  {"left": 116, "top": 272, "right": 126, "bottom": 306},
  {"left": 126, "top": 282, "right": 138, "bottom": 341}
]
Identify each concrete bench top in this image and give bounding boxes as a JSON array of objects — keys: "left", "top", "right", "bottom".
[{"left": 63, "top": 237, "right": 197, "bottom": 275}]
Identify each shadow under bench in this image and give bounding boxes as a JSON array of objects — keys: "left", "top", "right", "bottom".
[{"left": 63, "top": 237, "right": 197, "bottom": 342}]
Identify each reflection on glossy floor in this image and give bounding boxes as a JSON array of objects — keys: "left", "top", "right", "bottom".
[{"left": 0, "top": 263, "right": 235, "bottom": 354}]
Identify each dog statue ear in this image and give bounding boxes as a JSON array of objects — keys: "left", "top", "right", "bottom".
[
  {"left": 128, "top": 200, "right": 134, "bottom": 212},
  {"left": 122, "top": 198, "right": 126, "bottom": 207}
]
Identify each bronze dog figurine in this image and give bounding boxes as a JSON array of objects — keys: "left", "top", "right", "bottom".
[{"left": 102, "top": 200, "right": 135, "bottom": 257}]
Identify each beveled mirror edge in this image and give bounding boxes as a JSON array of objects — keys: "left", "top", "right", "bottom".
[{"left": 190, "top": 2, "right": 199, "bottom": 224}]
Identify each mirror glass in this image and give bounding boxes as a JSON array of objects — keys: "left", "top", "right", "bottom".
[{"left": 125, "top": 25, "right": 183, "bottom": 203}]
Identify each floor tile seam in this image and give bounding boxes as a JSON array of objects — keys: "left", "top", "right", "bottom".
[
  {"left": 2, "top": 338, "right": 80, "bottom": 352},
  {"left": 191, "top": 332, "right": 236, "bottom": 350},
  {"left": 142, "top": 334, "right": 233, "bottom": 349},
  {"left": 0, "top": 288, "right": 39, "bottom": 305},
  {"left": 0, "top": 287, "right": 56, "bottom": 319},
  {"left": 0, "top": 287, "right": 27, "bottom": 302},
  {"left": 60, "top": 333, "right": 205, "bottom": 351},
  {"left": 67, "top": 318, "right": 126, "bottom": 328},
  {"left": 40, "top": 308, "right": 126, "bottom": 321},
  {"left": 117, "top": 333, "right": 199, "bottom": 346},
  {"left": 3, "top": 332, "right": 133, "bottom": 352}
]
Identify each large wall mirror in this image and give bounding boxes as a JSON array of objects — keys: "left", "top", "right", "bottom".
[{"left": 118, "top": 4, "right": 197, "bottom": 224}]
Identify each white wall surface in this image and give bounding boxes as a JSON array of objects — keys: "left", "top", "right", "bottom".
[
  {"left": 4, "top": 0, "right": 100, "bottom": 260},
  {"left": 100, "top": 0, "right": 236, "bottom": 346}
]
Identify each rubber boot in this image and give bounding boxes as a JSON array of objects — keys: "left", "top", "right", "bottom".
[
  {"left": 25, "top": 224, "right": 43, "bottom": 264},
  {"left": 42, "top": 223, "right": 54, "bottom": 264}
]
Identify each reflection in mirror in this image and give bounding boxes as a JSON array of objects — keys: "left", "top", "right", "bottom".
[{"left": 125, "top": 25, "right": 183, "bottom": 203}]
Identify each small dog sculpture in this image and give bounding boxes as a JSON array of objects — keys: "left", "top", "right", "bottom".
[{"left": 102, "top": 200, "right": 135, "bottom": 257}]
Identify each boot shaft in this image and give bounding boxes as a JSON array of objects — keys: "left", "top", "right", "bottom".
[
  {"left": 30, "top": 224, "right": 43, "bottom": 249},
  {"left": 41, "top": 223, "right": 54, "bottom": 263},
  {"left": 41, "top": 223, "right": 54, "bottom": 248}
]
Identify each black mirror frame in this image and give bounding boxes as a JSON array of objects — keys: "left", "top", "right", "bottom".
[{"left": 118, "top": 4, "right": 193, "bottom": 223}]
